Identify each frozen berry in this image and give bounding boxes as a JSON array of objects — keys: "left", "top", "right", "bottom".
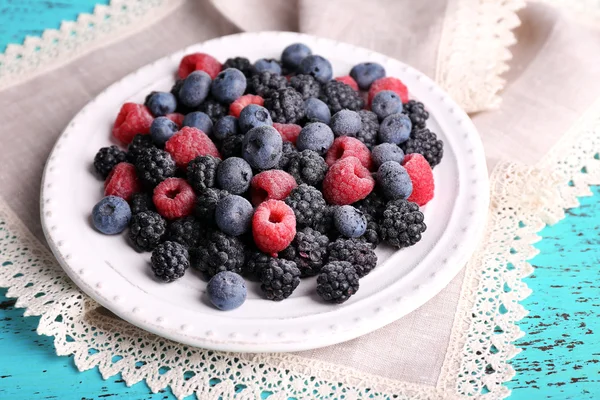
[
  {"left": 146, "top": 91, "right": 177, "bottom": 116},
  {"left": 104, "top": 162, "right": 141, "bottom": 201},
  {"left": 281, "top": 43, "right": 312, "bottom": 71},
  {"left": 298, "top": 55, "right": 333, "bottom": 84},
  {"left": 165, "top": 127, "right": 221, "bottom": 169},
  {"left": 333, "top": 205, "right": 367, "bottom": 238},
  {"left": 178, "top": 53, "right": 221, "bottom": 79},
  {"left": 254, "top": 58, "right": 282, "bottom": 74},
  {"left": 378, "top": 199, "right": 426, "bottom": 248},
  {"left": 128, "top": 210, "right": 166, "bottom": 251},
  {"left": 377, "top": 161, "right": 413, "bottom": 200},
  {"left": 328, "top": 238, "right": 377, "bottom": 277},
  {"left": 296, "top": 122, "right": 334, "bottom": 155},
  {"left": 334, "top": 76, "right": 359, "bottom": 91},
  {"left": 93, "top": 145, "right": 127, "bottom": 178},
  {"left": 258, "top": 257, "right": 300, "bottom": 301},
  {"left": 371, "top": 90, "right": 403, "bottom": 120},
  {"left": 350, "top": 62, "right": 386, "bottom": 90},
  {"left": 194, "top": 188, "right": 228, "bottom": 223},
  {"left": 151, "top": 241, "right": 189, "bottom": 282},
  {"left": 368, "top": 76, "right": 409, "bottom": 106},
  {"left": 278, "top": 141, "right": 299, "bottom": 170},
  {"left": 289, "top": 74, "right": 321, "bottom": 100},
  {"left": 92, "top": 196, "right": 131, "bottom": 234},
  {"left": 402, "top": 100, "right": 429, "bottom": 129},
  {"left": 317, "top": 261, "right": 359, "bottom": 304},
  {"left": 250, "top": 170, "right": 297, "bottom": 206},
  {"left": 330, "top": 109, "right": 362, "bottom": 137},
  {"left": 323, "top": 156, "right": 374, "bottom": 205},
  {"left": 272, "top": 122, "right": 302, "bottom": 145},
  {"left": 222, "top": 57, "right": 255, "bottom": 77},
  {"left": 126, "top": 134, "right": 155, "bottom": 164},
  {"left": 207, "top": 271, "right": 247, "bottom": 311},
  {"left": 166, "top": 113, "right": 185, "bottom": 127},
  {"left": 247, "top": 72, "right": 288, "bottom": 98},
  {"left": 372, "top": 143, "right": 404, "bottom": 167},
  {"left": 400, "top": 128, "right": 444, "bottom": 168},
  {"left": 264, "top": 87, "right": 306, "bottom": 124},
  {"left": 191, "top": 230, "right": 245, "bottom": 277},
  {"left": 182, "top": 111, "right": 213, "bottom": 135},
  {"left": 355, "top": 110, "right": 379, "bottom": 149},
  {"left": 284, "top": 184, "right": 328, "bottom": 229},
  {"left": 150, "top": 117, "right": 179, "bottom": 146},
  {"left": 153, "top": 178, "right": 196, "bottom": 220},
  {"left": 304, "top": 97, "right": 331, "bottom": 124},
  {"left": 284, "top": 149, "right": 328, "bottom": 187},
  {"left": 379, "top": 113, "right": 412, "bottom": 144},
  {"left": 112, "top": 103, "right": 154, "bottom": 145},
  {"left": 216, "top": 157, "right": 253, "bottom": 194},
  {"left": 213, "top": 116, "right": 240, "bottom": 141},
  {"left": 178, "top": 71, "right": 212, "bottom": 108},
  {"left": 198, "top": 97, "right": 228, "bottom": 123},
  {"left": 186, "top": 155, "right": 220, "bottom": 192},
  {"left": 166, "top": 216, "right": 203, "bottom": 248},
  {"left": 229, "top": 94, "right": 265, "bottom": 119},
  {"left": 215, "top": 195, "right": 254, "bottom": 236},
  {"left": 135, "top": 147, "right": 177, "bottom": 187},
  {"left": 218, "top": 134, "right": 244, "bottom": 159},
  {"left": 325, "top": 136, "right": 373, "bottom": 170},
  {"left": 211, "top": 68, "right": 247, "bottom": 104},
  {"left": 242, "top": 126, "right": 283, "bottom": 170},
  {"left": 403, "top": 154, "right": 434, "bottom": 206},
  {"left": 238, "top": 104, "right": 273, "bottom": 133},
  {"left": 129, "top": 192, "right": 155, "bottom": 215},
  {"left": 320, "top": 80, "right": 364, "bottom": 113},
  {"left": 252, "top": 200, "right": 296, "bottom": 253}
]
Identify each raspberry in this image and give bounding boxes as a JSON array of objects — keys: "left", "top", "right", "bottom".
[
  {"left": 252, "top": 200, "right": 296, "bottom": 253},
  {"left": 112, "top": 103, "right": 154, "bottom": 145},
  {"left": 250, "top": 170, "right": 298, "bottom": 206},
  {"left": 166, "top": 113, "right": 185, "bottom": 127},
  {"left": 334, "top": 76, "right": 359, "bottom": 91},
  {"left": 403, "top": 154, "right": 434, "bottom": 206},
  {"left": 153, "top": 177, "right": 196, "bottom": 220},
  {"left": 229, "top": 94, "right": 264, "bottom": 118},
  {"left": 104, "top": 162, "right": 141, "bottom": 201},
  {"left": 178, "top": 53, "right": 222, "bottom": 79},
  {"left": 272, "top": 123, "right": 302, "bottom": 145},
  {"left": 325, "top": 136, "right": 373, "bottom": 170},
  {"left": 368, "top": 77, "right": 409, "bottom": 106},
  {"left": 165, "top": 127, "right": 221, "bottom": 169},
  {"left": 322, "top": 156, "right": 375, "bottom": 205}
]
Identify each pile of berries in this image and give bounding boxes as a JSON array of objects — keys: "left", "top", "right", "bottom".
[{"left": 91, "top": 43, "right": 442, "bottom": 311}]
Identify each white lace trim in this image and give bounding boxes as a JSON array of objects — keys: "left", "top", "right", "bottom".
[
  {"left": 436, "top": 0, "right": 525, "bottom": 113},
  {"left": 0, "top": 0, "right": 183, "bottom": 92},
  {"left": 1, "top": 96, "right": 599, "bottom": 399}
]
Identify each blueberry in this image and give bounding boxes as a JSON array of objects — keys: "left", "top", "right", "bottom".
[
  {"left": 304, "top": 97, "right": 331, "bottom": 124},
  {"left": 179, "top": 70, "right": 211, "bottom": 107},
  {"left": 281, "top": 43, "right": 312, "bottom": 70},
  {"left": 298, "top": 55, "right": 333, "bottom": 84},
  {"left": 92, "top": 196, "right": 131, "bottom": 234},
  {"left": 216, "top": 157, "right": 253, "bottom": 194},
  {"left": 350, "top": 62, "right": 386, "bottom": 90},
  {"left": 254, "top": 58, "right": 282, "bottom": 75},
  {"left": 213, "top": 116, "right": 240, "bottom": 141},
  {"left": 238, "top": 104, "right": 273, "bottom": 133},
  {"left": 207, "top": 271, "right": 247, "bottom": 311},
  {"left": 371, "top": 90, "right": 403, "bottom": 120},
  {"left": 334, "top": 205, "right": 367, "bottom": 238},
  {"left": 215, "top": 194, "right": 254, "bottom": 236},
  {"left": 330, "top": 110, "right": 362, "bottom": 136},
  {"left": 146, "top": 92, "right": 177, "bottom": 116},
  {"left": 372, "top": 143, "right": 405, "bottom": 167},
  {"left": 377, "top": 161, "right": 413, "bottom": 200},
  {"left": 150, "top": 117, "right": 179, "bottom": 146},
  {"left": 242, "top": 126, "right": 283, "bottom": 170},
  {"left": 183, "top": 111, "right": 213, "bottom": 135},
  {"left": 211, "top": 68, "right": 247, "bottom": 104},
  {"left": 296, "top": 122, "right": 334, "bottom": 155},
  {"left": 378, "top": 113, "right": 412, "bottom": 144}
]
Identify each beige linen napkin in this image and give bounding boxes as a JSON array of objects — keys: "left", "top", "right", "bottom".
[{"left": 1, "top": 0, "right": 599, "bottom": 397}]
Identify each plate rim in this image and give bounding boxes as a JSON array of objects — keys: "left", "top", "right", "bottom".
[{"left": 40, "top": 31, "right": 490, "bottom": 352}]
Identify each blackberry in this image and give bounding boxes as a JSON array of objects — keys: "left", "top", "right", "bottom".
[
  {"left": 150, "top": 241, "right": 189, "bottom": 282},
  {"left": 166, "top": 216, "right": 203, "bottom": 248},
  {"left": 402, "top": 100, "right": 429, "bottom": 129},
  {"left": 198, "top": 97, "right": 228, "bottom": 123},
  {"left": 93, "top": 145, "right": 127, "bottom": 178},
  {"left": 130, "top": 192, "right": 155, "bottom": 215},
  {"left": 280, "top": 227, "right": 329, "bottom": 277},
  {"left": 191, "top": 230, "right": 245, "bottom": 277},
  {"left": 128, "top": 211, "right": 166, "bottom": 251},
  {"left": 316, "top": 261, "right": 359, "bottom": 304},
  {"left": 223, "top": 57, "right": 256, "bottom": 77},
  {"left": 289, "top": 74, "right": 321, "bottom": 100},
  {"left": 361, "top": 213, "right": 380, "bottom": 247},
  {"left": 313, "top": 205, "right": 336, "bottom": 236},
  {"left": 278, "top": 141, "right": 299, "bottom": 170},
  {"left": 135, "top": 147, "right": 177, "bottom": 187},
  {"left": 284, "top": 149, "right": 328, "bottom": 187},
  {"left": 127, "top": 134, "right": 155, "bottom": 163},
  {"left": 400, "top": 128, "right": 444, "bottom": 167},
  {"left": 218, "top": 134, "right": 244, "bottom": 159},
  {"left": 355, "top": 110, "right": 379, "bottom": 149},
  {"left": 186, "top": 155, "right": 220, "bottom": 192},
  {"left": 284, "top": 184, "right": 328, "bottom": 229},
  {"left": 264, "top": 87, "right": 306, "bottom": 124},
  {"left": 328, "top": 238, "right": 377, "bottom": 278},
  {"left": 319, "top": 80, "right": 364, "bottom": 113},
  {"left": 258, "top": 258, "right": 300, "bottom": 301},
  {"left": 247, "top": 71, "right": 288, "bottom": 98},
  {"left": 353, "top": 191, "right": 386, "bottom": 220},
  {"left": 244, "top": 251, "right": 271, "bottom": 278},
  {"left": 378, "top": 199, "right": 426, "bottom": 248},
  {"left": 170, "top": 79, "right": 193, "bottom": 114},
  {"left": 194, "top": 188, "right": 228, "bottom": 223}
]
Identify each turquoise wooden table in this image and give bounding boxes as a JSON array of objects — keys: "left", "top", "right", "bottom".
[{"left": 1, "top": 3, "right": 599, "bottom": 398}]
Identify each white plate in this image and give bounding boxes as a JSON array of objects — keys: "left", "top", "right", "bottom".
[{"left": 41, "top": 32, "right": 489, "bottom": 353}]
